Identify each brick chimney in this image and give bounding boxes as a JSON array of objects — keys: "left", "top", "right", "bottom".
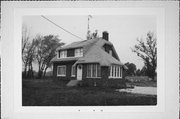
[{"left": 102, "top": 31, "right": 109, "bottom": 41}]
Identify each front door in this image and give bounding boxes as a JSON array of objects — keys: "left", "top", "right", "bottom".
[{"left": 77, "top": 64, "right": 82, "bottom": 80}]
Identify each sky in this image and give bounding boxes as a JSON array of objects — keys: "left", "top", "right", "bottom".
[{"left": 23, "top": 15, "right": 156, "bottom": 70}]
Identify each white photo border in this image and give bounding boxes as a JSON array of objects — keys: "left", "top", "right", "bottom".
[{"left": 1, "top": 1, "right": 179, "bottom": 119}]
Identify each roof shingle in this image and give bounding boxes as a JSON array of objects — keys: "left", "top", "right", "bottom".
[{"left": 52, "top": 37, "right": 126, "bottom": 68}]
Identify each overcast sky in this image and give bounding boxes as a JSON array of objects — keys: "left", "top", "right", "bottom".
[{"left": 23, "top": 15, "right": 156, "bottom": 70}]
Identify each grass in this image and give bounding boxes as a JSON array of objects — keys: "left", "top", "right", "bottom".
[{"left": 22, "top": 79, "right": 157, "bottom": 106}]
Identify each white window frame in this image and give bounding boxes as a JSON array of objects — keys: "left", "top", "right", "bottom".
[
  {"left": 120, "top": 66, "right": 122, "bottom": 78},
  {"left": 75, "top": 48, "right": 83, "bottom": 57},
  {"left": 109, "top": 50, "right": 112, "bottom": 56},
  {"left": 71, "top": 65, "right": 75, "bottom": 77},
  {"left": 113, "top": 65, "right": 116, "bottom": 77},
  {"left": 58, "top": 50, "right": 67, "bottom": 59},
  {"left": 109, "top": 65, "right": 122, "bottom": 78},
  {"left": 87, "top": 64, "right": 101, "bottom": 78},
  {"left": 116, "top": 66, "right": 118, "bottom": 77},
  {"left": 57, "top": 65, "right": 66, "bottom": 76}
]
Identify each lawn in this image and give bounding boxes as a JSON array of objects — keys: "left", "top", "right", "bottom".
[{"left": 22, "top": 79, "right": 157, "bottom": 106}]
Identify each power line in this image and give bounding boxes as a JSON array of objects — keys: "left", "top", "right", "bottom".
[{"left": 41, "top": 15, "right": 85, "bottom": 41}]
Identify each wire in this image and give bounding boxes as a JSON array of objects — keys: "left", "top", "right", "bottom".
[{"left": 41, "top": 15, "right": 85, "bottom": 41}]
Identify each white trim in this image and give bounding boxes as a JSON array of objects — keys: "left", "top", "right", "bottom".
[
  {"left": 75, "top": 48, "right": 83, "bottom": 57},
  {"left": 90, "top": 64, "right": 93, "bottom": 77},
  {"left": 58, "top": 56, "right": 83, "bottom": 59},
  {"left": 74, "top": 55, "right": 83, "bottom": 58},
  {"left": 71, "top": 65, "right": 75, "bottom": 77},
  {"left": 110, "top": 66, "right": 112, "bottom": 77},
  {"left": 120, "top": 67, "right": 122, "bottom": 77},
  {"left": 116, "top": 66, "right": 118, "bottom": 77},
  {"left": 113, "top": 65, "right": 115, "bottom": 77},
  {"left": 77, "top": 64, "right": 83, "bottom": 80},
  {"left": 118, "top": 66, "right": 120, "bottom": 77},
  {"left": 57, "top": 65, "right": 66, "bottom": 77},
  {"left": 57, "top": 50, "right": 83, "bottom": 59},
  {"left": 109, "top": 65, "right": 122, "bottom": 78},
  {"left": 109, "top": 50, "right": 112, "bottom": 56},
  {"left": 57, "top": 50, "right": 67, "bottom": 59},
  {"left": 108, "top": 76, "right": 122, "bottom": 79},
  {"left": 86, "top": 64, "right": 101, "bottom": 78},
  {"left": 86, "top": 77, "right": 101, "bottom": 78}
]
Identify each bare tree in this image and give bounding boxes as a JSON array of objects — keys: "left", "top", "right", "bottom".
[
  {"left": 34, "top": 35, "right": 64, "bottom": 78},
  {"left": 22, "top": 25, "right": 31, "bottom": 78},
  {"left": 26, "top": 39, "right": 37, "bottom": 78},
  {"left": 22, "top": 25, "right": 30, "bottom": 55},
  {"left": 22, "top": 25, "right": 37, "bottom": 78},
  {"left": 132, "top": 32, "right": 157, "bottom": 81}
]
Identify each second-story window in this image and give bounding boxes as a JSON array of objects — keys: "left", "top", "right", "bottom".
[
  {"left": 59, "top": 50, "right": 67, "bottom": 58},
  {"left": 75, "top": 48, "right": 83, "bottom": 57},
  {"left": 109, "top": 50, "right": 112, "bottom": 56}
]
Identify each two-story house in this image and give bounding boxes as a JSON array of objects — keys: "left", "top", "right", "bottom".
[{"left": 51, "top": 31, "right": 127, "bottom": 87}]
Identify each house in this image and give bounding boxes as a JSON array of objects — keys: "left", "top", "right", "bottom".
[{"left": 51, "top": 31, "right": 127, "bottom": 87}]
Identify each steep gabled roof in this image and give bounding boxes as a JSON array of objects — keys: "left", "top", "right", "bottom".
[
  {"left": 74, "top": 43, "right": 123, "bottom": 66},
  {"left": 51, "top": 57, "right": 80, "bottom": 62},
  {"left": 57, "top": 38, "right": 99, "bottom": 50},
  {"left": 52, "top": 37, "right": 126, "bottom": 68},
  {"left": 52, "top": 38, "right": 98, "bottom": 62}
]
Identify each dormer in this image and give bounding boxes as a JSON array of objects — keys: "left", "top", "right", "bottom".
[
  {"left": 58, "top": 50, "right": 67, "bottom": 59},
  {"left": 75, "top": 48, "right": 83, "bottom": 57},
  {"left": 102, "top": 44, "right": 119, "bottom": 61},
  {"left": 102, "top": 31, "right": 109, "bottom": 41},
  {"left": 57, "top": 47, "right": 83, "bottom": 59}
]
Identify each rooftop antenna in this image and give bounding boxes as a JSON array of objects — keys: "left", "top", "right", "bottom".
[{"left": 87, "top": 15, "right": 92, "bottom": 40}]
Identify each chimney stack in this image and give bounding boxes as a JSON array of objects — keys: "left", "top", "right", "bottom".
[{"left": 102, "top": 31, "right": 109, "bottom": 41}]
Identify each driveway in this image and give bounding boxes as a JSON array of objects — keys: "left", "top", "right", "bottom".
[{"left": 117, "top": 86, "right": 157, "bottom": 95}]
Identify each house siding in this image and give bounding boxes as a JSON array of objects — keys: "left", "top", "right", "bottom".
[
  {"left": 103, "top": 44, "right": 119, "bottom": 60},
  {"left": 53, "top": 62, "right": 126, "bottom": 88},
  {"left": 82, "top": 64, "right": 87, "bottom": 80},
  {"left": 53, "top": 61, "right": 76, "bottom": 80}
]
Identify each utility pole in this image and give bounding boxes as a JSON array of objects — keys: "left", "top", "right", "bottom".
[{"left": 87, "top": 15, "right": 92, "bottom": 40}]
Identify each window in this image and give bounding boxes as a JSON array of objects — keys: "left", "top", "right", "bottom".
[
  {"left": 109, "top": 50, "right": 112, "bottom": 56},
  {"left": 71, "top": 66, "right": 75, "bottom": 77},
  {"left": 75, "top": 48, "right": 83, "bottom": 57},
  {"left": 87, "top": 65, "right": 91, "bottom": 77},
  {"left": 97, "top": 64, "right": 101, "bottom": 77},
  {"left": 58, "top": 50, "right": 67, "bottom": 58},
  {"left": 87, "top": 64, "right": 101, "bottom": 78},
  {"left": 109, "top": 65, "right": 122, "bottom": 78},
  {"left": 102, "top": 47, "right": 105, "bottom": 51},
  {"left": 57, "top": 65, "right": 66, "bottom": 76}
]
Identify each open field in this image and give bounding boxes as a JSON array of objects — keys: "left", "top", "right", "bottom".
[{"left": 22, "top": 79, "right": 157, "bottom": 106}]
